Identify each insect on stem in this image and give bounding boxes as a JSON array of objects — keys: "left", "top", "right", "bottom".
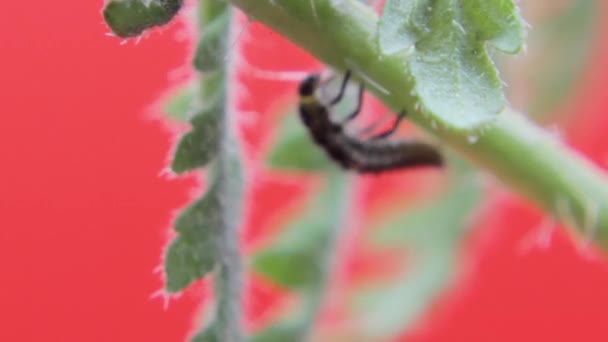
[{"left": 297, "top": 71, "right": 444, "bottom": 173}]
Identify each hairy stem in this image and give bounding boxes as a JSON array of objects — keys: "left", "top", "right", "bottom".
[
  {"left": 198, "top": 0, "right": 244, "bottom": 340},
  {"left": 228, "top": 0, "right": 608, "bottom": 245}
]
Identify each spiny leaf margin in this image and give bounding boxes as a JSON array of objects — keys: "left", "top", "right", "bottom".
[
  {"left": 378, "top": 0, "right": 526, "bottom": 129},
  {"left": 164, "top": 184, "right": 219, "bottom": 293},
  {"left": 103, "top": 0, "right": 183, "bottom": 38}
]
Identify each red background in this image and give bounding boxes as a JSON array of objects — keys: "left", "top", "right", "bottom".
[{"left": 1, "top": 1, "right": 608, "bottom": 341}]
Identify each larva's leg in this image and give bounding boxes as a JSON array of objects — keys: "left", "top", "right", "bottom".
[
  {"left": 328, "top": 70, "right": 352, "bottom": 105},
  {"left": 319, "top": 74, "right": 335, "bottom": 101},
  {"left": 354, "top": 111, "right": 392, "bottom": 137},
  {"left": 368, "top": 111, "right": 407, "bottom": 140},
  {"left": 340, "top": 84, "right": 365, "bottom": 124}
]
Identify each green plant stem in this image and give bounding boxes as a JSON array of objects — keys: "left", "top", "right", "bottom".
[
  {"left": 198, "top": 1, "right": 244, "bottom": 341},
  {"left": 228, "top": 0, "right": 608, "bottom": 245},
  {"left": 300, "top": 173, "right": 352, "bottom": 338},
  {"left": 250, "top": 173, "right": 352, "bottom": 341}
]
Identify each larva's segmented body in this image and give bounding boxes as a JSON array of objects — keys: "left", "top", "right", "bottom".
[{"left": 298, "top": 73, "right": 443, "bottom": 173}]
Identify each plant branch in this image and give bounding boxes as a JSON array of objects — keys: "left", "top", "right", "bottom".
[
  {"left": 300, "top": 173, "right": 352, "bottom": 338},
  {"left": 249, "top": 173, "right": 352, "bottom": 341},
  {"left": 227, "top": 0, "right": 608, "bottom": 246},
  {"left": 197, "top": 1, "right": 244, "bottom": 341}
]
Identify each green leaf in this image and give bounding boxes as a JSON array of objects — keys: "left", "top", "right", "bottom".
[
  {"left": 252, "top": 220, "right": 331, "bottom": 290},
  {"left": 171, "top": 109, "right": 220, "bottom": 174},
  {"left": 374, "top": 161, "right": 481, "bottom": 248},
  {"left": 528, "top": 0, "right": 597, "bottom": 117},
  {"left": 198, "top": 71, "right": 227, "bottom": 115},
  {"left": 378, "top": 0, "right": 525, "bottom": 129},
  {"left": 356, "top": 159, "right": 482, "bottom": 337},
  {"left": 163, "top": 83, "right": 195, "bottom": 122},
  {"left": 267, "top": 111, "right": 331, "bottom": 172},
  {"left": 252, "top": 176, "right": 347, "bottom": 290},
  {"left": 194, "top": 9, "right": 231, "bottom": 72},
  {"left": 103, "top": 0, "right": 183, "bottom": 38},
  {"left": 355, "top": 250, "right": 453, "bottom": 338},
  {"left": 164, "top": 185, "right": 219, "bottom": 293},
  {"left": 249, "top": 321, "right": 306, "bottom": 342},
  {"left": 191, "top": 324, "right": 218, "bottom": 342},
  {"left": 251, "top": 175, "right": 349, "bottom": 339}
]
